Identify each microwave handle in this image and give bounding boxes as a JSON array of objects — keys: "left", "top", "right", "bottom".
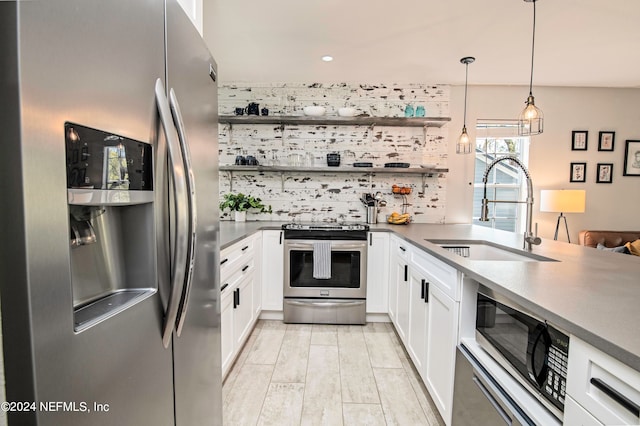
[{"left": 527, "top": 324, "right": 551, "bottom": 387}]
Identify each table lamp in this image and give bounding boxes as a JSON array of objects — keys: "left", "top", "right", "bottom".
[{"left": 540, "top": 190, "right": 586, "bottom": 243}]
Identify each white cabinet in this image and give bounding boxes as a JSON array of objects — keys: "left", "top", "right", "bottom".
[
  {"left": 566, "top": 335, "right": 640, "bottom": 426},
  {"left": 261, "top": 230, "right": 284, "bottom": 311},
  {"left": 252, "top": 232, "right": 263, "bottom": 318},
  {"left": 220, "top": 233, "right": 261, "bottom": 379},
  {"left": 387, "top": 236, "right": 462, "bottom": 426},
  {"left": 425, "top": 283, "right": 459, "bottom": 425},
  {"left": 366, "top": 232, "right": 390, "bottom": 313},
  {"left": 564, "top": 395, "right": 603, "bottom": 426},
  {"left": 407, "top": 267, "right": 428, "bottom": 373}
]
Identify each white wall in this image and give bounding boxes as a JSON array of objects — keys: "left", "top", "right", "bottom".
[{"left": 446, "top": 85, "right": 640, "bottom": 242}]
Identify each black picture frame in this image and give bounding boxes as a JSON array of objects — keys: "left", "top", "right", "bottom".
[
  {"left": 623, "top": 140, "right": 640, "bottom": 176},
  {"left": 596, "top": 163, "right": 613, "bottom": 183},
  {"left": 570, "top": 162, "right": 586, "bottom": 182},
  {"left": 572, "top": 131, "right": 588, "bottom": 151},
  {"left": 598, "top": 131, "right": 615, "bottom": 151}
]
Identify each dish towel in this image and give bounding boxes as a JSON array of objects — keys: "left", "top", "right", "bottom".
[{"left": 313, "top": 241, "right": 332, "bottom": 279}]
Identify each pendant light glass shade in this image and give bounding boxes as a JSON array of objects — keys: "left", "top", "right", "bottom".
[
  {"left": 518, "top": 0, "right": 543, "bottom": 136},
  {"left": 456, "top": 56, "right": 475, "bottom": 154}
]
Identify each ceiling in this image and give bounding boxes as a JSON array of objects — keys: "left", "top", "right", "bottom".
[{"left": 204, "top": 0, "right": 640, "bottom": 88}]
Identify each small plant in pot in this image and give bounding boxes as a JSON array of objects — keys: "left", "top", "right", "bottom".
[{"left": 219, "top": 192, "right": 271, "bottom": 222}]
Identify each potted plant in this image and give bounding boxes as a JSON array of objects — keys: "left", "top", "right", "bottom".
[{"left": 219, "top": 192, "right": 271, "bottom": 222}]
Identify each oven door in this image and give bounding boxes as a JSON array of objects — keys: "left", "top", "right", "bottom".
[{"left": 283, "top": 239, "right": 367, "bottom": 299}]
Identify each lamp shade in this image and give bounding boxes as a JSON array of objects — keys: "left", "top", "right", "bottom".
[{"left": 540, "top": 190, "right": 586, "bottom": 213}]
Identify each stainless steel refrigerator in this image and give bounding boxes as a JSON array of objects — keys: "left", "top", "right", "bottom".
[{"left": 0, "top": 0, "right": 221, "bottom": 424}]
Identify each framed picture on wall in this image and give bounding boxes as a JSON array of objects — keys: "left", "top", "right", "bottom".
[
  {"left": 572, "top": 131, "right": 588, "bottom": 151},
  {"left": 598, "top": 131, "right": 615, "bottom": 151},
  {"left": 570, "top": 162, "right": 587, "bottom": 182},
  {"left": 623, "top": 140, "right": 640, "bottom": 176},
  {"left": 596, "top": 163, "right": 613, "bottom": 183}
]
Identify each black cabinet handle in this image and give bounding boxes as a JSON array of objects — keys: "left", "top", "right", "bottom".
[
  {"left": 242, "top": 265, "right": 249, "bottom": 272},
  {"left": 241, "top": 245, "right": 249, "bottom": 251},
  {"left": 400, "top": 246, "right": 406, "bottom": 252},
  {"left": 220, "top": 258, "right": 228, "bottom": 265},
  {"left": 369, "top": 234, "right": 372, "bottom": 246},
  {"left": 279, "top": 231, "right": 283, "bottom": 244},
  {"left": 424, "top": 281, "right": 429, "bottom": 303},
  {"left": 221, "top": 283, "right": 229, "bottom": 292},
  {"left": 590, "top": 378, "right": 640, "bottom": 417},
  {"left": 404, "top": 265, "right": 408, "bottom": 282},
  {"left": 236, "top": 287, "right": 241, "bottom": 306},
  {"left": 421, "top": 279, "right": 425, "bottom": 300},
  {"left": 233, "top": 288, "right": 238, "bottom": 309}
]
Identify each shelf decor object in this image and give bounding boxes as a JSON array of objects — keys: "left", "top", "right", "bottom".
[
  {"left": 598, "top": 131, "right": 615, "bottom": 151},
  {"left": 623, "top": 140, "right": 640, "bottom": 176},
  {"left": 456, "top": 56, "right": 475, "bottom": 154},
  {"left": 540, "top": 189, "right": 586, "bottom": 242},
  {"left": 517, "top": 0, "right": 544, "bottom": 136},
  {"left": 572, "top": 131, "right": 588, "bottom": 151}
]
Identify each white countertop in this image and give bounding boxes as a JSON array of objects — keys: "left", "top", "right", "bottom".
[{"left": 219, "top": 221, "right": 640, "bottom": 371}]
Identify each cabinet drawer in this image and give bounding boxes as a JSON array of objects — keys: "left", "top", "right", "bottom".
[
  {"left": 221, "top": 258, "right": 256, "bottom": 294},
  {"left": 411, "top": 248, "right": 460, "bottom": 301},
  {"left": 390, "top": 235, "right": 410, "bottom": 261},
  {"left": 567, "top": 336, "right": 640, "bottom": 425},
  {"left": 220, "top": 235, "right": 257, "bottom": 280},
  {"left": 564, "top": 395, "right": 603, "bottom": 426}
]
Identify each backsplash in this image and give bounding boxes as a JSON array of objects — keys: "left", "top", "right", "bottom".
[{"left": 218, "top": 83, "right": 450, "bottom": 223}]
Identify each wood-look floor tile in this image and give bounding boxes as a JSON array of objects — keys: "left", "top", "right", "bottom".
[
  {"left": 310, "top": 324, "right": 338, "bottom": 346},
  {"left": 363, "top": 323, "right": 403, "bottom": 369},
  {"left": 223, "top": 363, "right": 274, "bottom": 425},
  {"left": 272, "top": 325, "right": 312, "bottom": 383},
  {"left": 301, "top": 345, "right": 342, "bottom": 425},
  {"left": 337, "top": 327, "right": 379, "bottom": 404},
  {"left": 342, "top": 403, "right": 387, "bottom": 426},
  {"left": 373, "top": 367, "right": 429, "bottom": 425},
  {"left": 245, "top": 322, "right": 287, "bottom": 365},
  {"left": 400, "top": 356, "right": 444, "bottom": 426},
  {"left": 223, "top": 323, "right": 260, "bottom": 403},
  {"left": 257, "top": 382, "right": 305, "bottom": 426}
]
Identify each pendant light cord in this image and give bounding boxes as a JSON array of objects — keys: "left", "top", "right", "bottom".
[
  {"left": 529, "top": 0, "right": 536, "bottom": 96},
  {"left": 463, "top": 63, "right": 469, "bottom": 127}
]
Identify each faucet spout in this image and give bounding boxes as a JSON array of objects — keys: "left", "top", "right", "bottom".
[{"left": 479, "top": 155, "right": 541, "bottom": 251}]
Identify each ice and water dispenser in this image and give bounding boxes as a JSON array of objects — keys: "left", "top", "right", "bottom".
[{"left": 66, "top": 122, "right": 156, "bottom": 331}]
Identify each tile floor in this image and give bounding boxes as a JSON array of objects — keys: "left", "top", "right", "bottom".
[{"left": 222, "top": 320, "right": 445, "bottom": 425}]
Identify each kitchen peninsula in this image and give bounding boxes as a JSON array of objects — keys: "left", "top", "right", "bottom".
[{"left": 220, "top": 221, "right": 640, "bottom": 372}]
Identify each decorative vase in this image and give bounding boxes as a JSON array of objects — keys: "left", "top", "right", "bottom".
[{"left": 234, "top": 211, "right": 246, "bottom": 222}]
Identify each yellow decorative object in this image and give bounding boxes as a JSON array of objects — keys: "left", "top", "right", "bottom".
[{"left": 625, "top": 239, "right": 640, "bottom": 256}]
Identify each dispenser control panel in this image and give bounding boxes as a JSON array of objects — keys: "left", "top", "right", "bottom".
[{"left": 65, "top": 122, "right": 152, "bottom": 190}]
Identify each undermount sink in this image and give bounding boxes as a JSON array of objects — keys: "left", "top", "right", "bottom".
[{"left": 426, "top": 239, "right": 557, "bottom": 262}]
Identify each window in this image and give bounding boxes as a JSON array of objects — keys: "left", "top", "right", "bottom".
[{"left": 472, "top": 121, "right": 530, "bottom": 233}]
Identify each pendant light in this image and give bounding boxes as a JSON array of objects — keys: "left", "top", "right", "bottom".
[
  {"left": 518, "top": 0, "right": 543, "bottom": 136},
  {"left": 456, "top": 56, "right": 475, "bottom": 154}
]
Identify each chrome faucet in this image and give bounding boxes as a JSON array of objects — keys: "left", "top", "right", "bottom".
[{"left": 479, "top": 155, "right": 541, "bottom": 251}]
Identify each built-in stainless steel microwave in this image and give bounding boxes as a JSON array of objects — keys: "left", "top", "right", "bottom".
[{"left": 475, "top": 285, "right": 569, "bottom": 419}]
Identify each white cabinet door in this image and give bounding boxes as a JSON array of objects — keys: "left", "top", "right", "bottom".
[
  {"left": 366, "top": 232, "right": 389, "bottom": 313},
  {"left": 564, "top": 396, "right": 604, "bottom": 426},
  {"left": 233, "top": 273, "right": 254, "bottom": 349},
  {"left": 395, "top": 260, "right": 410, "bottom": 345},
  {"left": 407, "top": 267, "right": 428, "bottom": 373},
  {"left": 425, "top": 283, "right": 459, "bottom": 425},
  {"left": 252, "top": 232, "right": 263, "bottom": 317},
  {"left": 220, "top": 286, "right": 235, "bottom": 378},
  {"left": 261, "top": 230, "right": 284, "bottom": 311}
]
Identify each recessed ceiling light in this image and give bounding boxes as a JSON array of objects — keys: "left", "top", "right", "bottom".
[{"left": 321, "top": 55, "right": 333, "bottom": 62}]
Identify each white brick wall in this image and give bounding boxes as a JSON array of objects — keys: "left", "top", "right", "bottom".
[{"left": 218, "top": 83, "right": 451, "bottom": 223}]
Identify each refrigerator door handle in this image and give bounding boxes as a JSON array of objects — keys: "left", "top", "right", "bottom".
[
  {"left": 169, "top": 88, "right": 198, "bottom": 336},
  {"left": 155, "top": 78, "right": 189, "bottom": 348}
]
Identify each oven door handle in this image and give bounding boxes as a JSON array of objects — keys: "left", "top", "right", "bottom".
[
  {"left": 285, "top": 300, "right": 364, "bottom": 308},
  {"left": 284, "top": 242, "right": 366, "bottom": 250}
]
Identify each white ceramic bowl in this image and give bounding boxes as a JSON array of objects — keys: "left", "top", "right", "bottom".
[
  {"left": 338, "top": 107, "right": 357, "bottom": 117},
  {"left": 303, "top": 106, "right": 326, "bottom": 116}
]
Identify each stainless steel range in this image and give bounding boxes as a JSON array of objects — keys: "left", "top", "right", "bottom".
[{"left": 282, "top": 223, "right": 369, "bottom": 325}]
